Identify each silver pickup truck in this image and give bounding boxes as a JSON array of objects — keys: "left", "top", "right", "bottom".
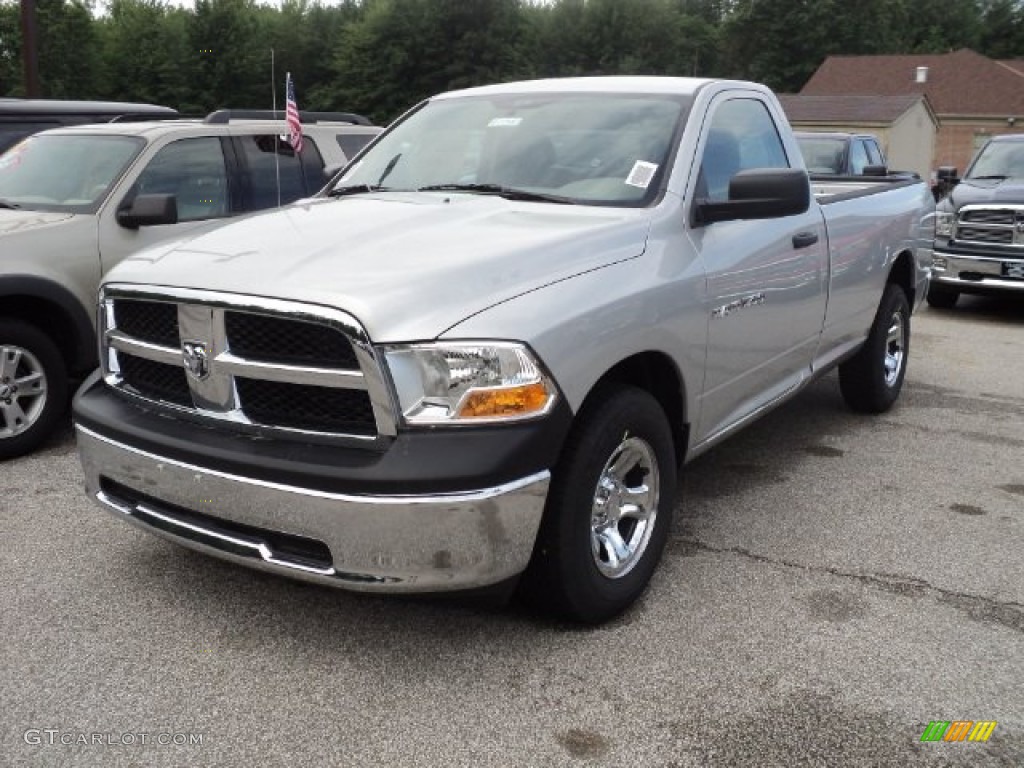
[{"left": 73, "top": 77, "right": 933, "bottom": 623}]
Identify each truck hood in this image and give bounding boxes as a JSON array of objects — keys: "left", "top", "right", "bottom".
[
  {"left": 0, "top": 209, "right": 77, "bottom": 238},
  {"left": 948, "top": 177, "right": 1024, "bottom": 209},
  {"left": 109, "top": 193, "right": 651, "bottom": 341}
]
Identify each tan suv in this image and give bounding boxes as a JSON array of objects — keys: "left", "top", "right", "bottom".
[{"left": 0, "top": 110, "right": 380, "bottom": 458}]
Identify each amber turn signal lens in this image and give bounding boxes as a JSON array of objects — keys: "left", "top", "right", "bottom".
[{"left": 456, "top": 382, "right": 550, "bottom": 419}]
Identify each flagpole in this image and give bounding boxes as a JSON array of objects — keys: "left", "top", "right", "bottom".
[{"left": 271, "top": 48, "right": 281, "bottom": 208}]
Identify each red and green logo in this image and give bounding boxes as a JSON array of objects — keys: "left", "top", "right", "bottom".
[{"left": 920, "top": 721, "right": 997, "bottom": 742}]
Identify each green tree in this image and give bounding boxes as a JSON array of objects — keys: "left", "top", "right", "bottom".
[
  {"left": 188, "top": 0, "right": 269, "bottom": 111},
  {"left": 35, "top": 0, "right": 101, "bottom": 98},
  {"left": 316, "top": 0, "right": 532, "bottom": 123},
  {"left": 0, "top": 2, "right": 20, "bottom": 96},
  {"left": 96, "top": 0, "right": 191, "bottom": 108},
  {"left": 979, "top": 0, "right": 1024, "bottom": 58},
  {"left": 721, "top": 0, "right": 903, "bottom": 91}
]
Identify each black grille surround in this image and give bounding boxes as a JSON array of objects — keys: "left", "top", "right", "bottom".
[
  {"left": 225, "top": 311, "right": 358, "bottom": 369},
  {"left": 113, "top": 300, "right": 180, "bottom": 347},
  {"left": 101, "top": 289, "right": 390, "bottom": 441}
]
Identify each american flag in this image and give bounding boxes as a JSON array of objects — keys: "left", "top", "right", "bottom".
[{"left": 285, "top": 72, "right": 303, "bottom": 153}]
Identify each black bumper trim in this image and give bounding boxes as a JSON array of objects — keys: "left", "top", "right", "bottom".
[{"left": 73, "top": 372, "right": 571, "bottom": 496}]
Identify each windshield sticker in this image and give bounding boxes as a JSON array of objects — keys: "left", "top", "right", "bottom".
[
  {"left": 625, "top": 161, "right": 658, "bottom": 189},
  {"left": 487, "top": 117, "right": 523, "bottom": 128}
]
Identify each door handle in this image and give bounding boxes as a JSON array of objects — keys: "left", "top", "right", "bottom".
[{"left": 792, "top": 231, "right": 819, "bottom": 249}]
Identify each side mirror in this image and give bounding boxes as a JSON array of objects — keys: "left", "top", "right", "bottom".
[
  {"left": 936, "top": 166, "right": 959, "bottom": 184},
  {"left": 695, "top": 168, "right": 810, "bottom": 225},
  {"left": 863, "top": 164, "right": 888, "bottom": 176},
  {"left": 116, "top": 193, "right": 178, "bottom": 229}
]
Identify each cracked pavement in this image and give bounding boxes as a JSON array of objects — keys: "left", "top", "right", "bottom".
[{"left": 1, "top": 297, "right": 1022, "bottom": 767}]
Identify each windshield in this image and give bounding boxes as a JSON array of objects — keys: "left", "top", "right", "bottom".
[
  {"left": 0, "top": 134, "right": 143, "bottom": 213},
  {"left": 796, "top": 137, "right": 846, "bottom": 174},
  {"left": 966, "top": 141, "right": 1024, "bottom": 180},
  {"left": 331, "top": 92, "right": 689, "bottom": 207}
]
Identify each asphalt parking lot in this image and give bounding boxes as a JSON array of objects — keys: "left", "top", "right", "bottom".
[{"left": 2, "top": 297, "right": 1022, "bottom": 767}]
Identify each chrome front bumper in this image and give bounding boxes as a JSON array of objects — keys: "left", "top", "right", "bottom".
[
  {"left": 931, "top": 250, "right": 1024, "bottom": 292},
  {"left": 76, "top": 426, "right": 549, "bottom": 592}
]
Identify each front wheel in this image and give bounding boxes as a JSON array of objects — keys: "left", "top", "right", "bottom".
[
  {"left": 521, "top": 385, "right": 677, "bottom": 623},
  {"left": 0, "top": 320, "right": 68, "bottom": 460},
  {"left": 839, "top": 283, "right": 910, "bottom": 414}
]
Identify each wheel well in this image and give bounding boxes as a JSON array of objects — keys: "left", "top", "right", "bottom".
[
  {"left": 888, "top": 250, "right": 915, "bottom": 305},
  {"left": 0, "top": 295, "right": 93, "bottom": 375},
  {"left": 589, "top": 352, "right": 688, "bottom": 463}
]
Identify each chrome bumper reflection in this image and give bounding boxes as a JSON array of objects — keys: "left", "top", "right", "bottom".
[
  {"left": 931, "top": 251, "right": 1024, "bottom": 291},
  {"left": 76, "top": 425, "right": 549, "bottom": 592}
]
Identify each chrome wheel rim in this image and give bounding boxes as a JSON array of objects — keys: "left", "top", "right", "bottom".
[
  {"left": 590, "top": 435, "right": 660, "bottom": 579},
  {"left": 883, "top": 309, "right": 906, "bottom": 387},
  {"left": 0, "top": 344, "right": 48, "bottom": 439}
]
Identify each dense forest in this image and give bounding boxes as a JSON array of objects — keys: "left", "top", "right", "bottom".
[{"left": 1, "top": 0, "right": 1023, "bottom": 124}]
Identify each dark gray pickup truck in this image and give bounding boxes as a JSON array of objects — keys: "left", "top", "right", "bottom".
[{"left": 930, "top": 133, "right": 1024, "bottom": 307}]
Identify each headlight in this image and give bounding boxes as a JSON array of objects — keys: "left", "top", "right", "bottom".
[
  {"left": 935, "top": 211, "right": 955, "bottom": 238},
  {"left": 383, "top": 342, "right": 558, "bottom": 425}
]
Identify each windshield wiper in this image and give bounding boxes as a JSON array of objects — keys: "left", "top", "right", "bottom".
[
  {"left": 417, "top": 183, "right": 573, "bottom": 204},
  {"left": 327, "top": 184, "right": 395, "bottom": 198},
  {"left": 0, "top": 198, "right": 20, "bottom": 209},
  {"left": 968, "top": 175, "right": 1009, "bottom": 181}
]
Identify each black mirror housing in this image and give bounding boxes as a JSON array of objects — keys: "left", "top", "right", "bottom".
[
  {"left": 117, "top": 193, "right": 178, "bottom": 229},
  {"left": 936, "top": 166, "right": 959, "bottom": 184},
  {"left": 696, "top": 168, "right": 810, "bottom": 225}
]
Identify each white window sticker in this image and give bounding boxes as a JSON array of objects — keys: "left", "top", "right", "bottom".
[
  {"left": 625, "top": 161, "right": 658, "bottom": 189},
  {"left": 487, "top": 117, "right": 523, "bottom": 128}
]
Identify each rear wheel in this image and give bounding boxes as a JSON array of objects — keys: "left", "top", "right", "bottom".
[
  {"left": 521, "top": 385, "right": 677, "bottom": 623},
  {"left": 0, "top": 320, "right": 68, "bottom": 460},
  {"left": 926, "top": 284, "right": 959, "bottom": 309},
  {"left": 839, "top": 283, "right": 910, "bottom": 414}
]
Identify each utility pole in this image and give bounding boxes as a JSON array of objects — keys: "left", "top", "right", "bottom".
[{"left": 20, "top": 0, "right": 40, "bottom": 97}]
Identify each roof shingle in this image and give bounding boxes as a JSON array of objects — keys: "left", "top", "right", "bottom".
[
  {"left": 777, "top": 93, "right": 931, "bottom": 124},
  {"left": 801, "top": 49, "right": 1024, "bottom": 116}
]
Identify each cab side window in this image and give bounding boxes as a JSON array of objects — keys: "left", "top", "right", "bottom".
[
  {"left": 235, "top": 134, "right": 324, "bottom": 211},
  {"left": 866, "top": 140, "right": 884, "bottom": 168},
  {"left": 849, "top": 140, "right": 870, "bottom": 175},
  {"left": 133, "top": 137, "right": 230, "bottom": 222},
  {"left": 698, "top": 99, "right": 789, "bottom": 202}
]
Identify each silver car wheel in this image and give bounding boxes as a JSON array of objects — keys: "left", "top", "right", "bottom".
[
  {"left": 0, "top": 344, "right": 48, "bottom": 439},
  {"left": 883, "top": 308, "right": 905, "bottom": 387},
  {"left": 590, "top": 435, "right": 660, "bottom": 579}
]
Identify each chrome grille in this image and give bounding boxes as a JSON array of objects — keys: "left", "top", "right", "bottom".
[
  {"left": 955, "top": 226, "right": 1013, "bottom": 244},
  {"left": 960, "top": 209, "right": 1014, "bottom": 225},
  {"left": 954, "top": 204, "right": 1024, "bottom": 248},
  {"left": 101, "top": 286, "right": 396, "bottom": 442}
]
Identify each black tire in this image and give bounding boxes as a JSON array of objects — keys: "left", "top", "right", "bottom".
[
  {"left": 839, "top": 283, "right": 910, "bottom": 414},
  {"left": 520, "top": 385, "right": 677, "bottom": 623},
  {"left": 0, "top": 319, "right": 69, "bottom": 460},
  {"left": 926, "top": 284, "right": 959, "bottom": 309}
]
